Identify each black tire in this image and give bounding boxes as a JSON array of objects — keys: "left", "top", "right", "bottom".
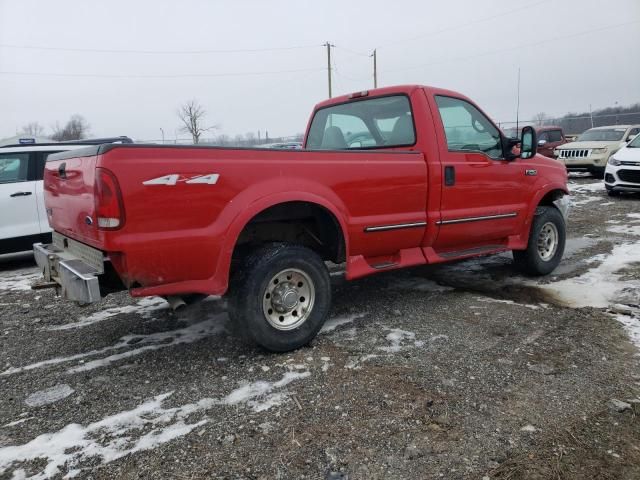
[
  {"left": 589, "top": 168, "right": 605, "bottom": 179},
  {"left": 607, "top": 189, "right": 620, "bottom": 197},
  {"left": 513, "top": 206, "right": 566, "bottom": 276},
  {"left": 228, "top": 243, "right": 331, "bottom": 352}
]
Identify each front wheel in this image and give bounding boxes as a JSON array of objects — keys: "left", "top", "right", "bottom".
[
  {"left": 513, "top": 206, "right": 566, "bottom": 276},
  {"left": 228, "top": 243, "right": 331, "bottom": 352}
]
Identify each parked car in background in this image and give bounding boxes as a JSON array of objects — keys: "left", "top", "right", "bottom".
[
  {"left": 605, "top": 132, "right": 640, "bottom": 196},
  {"left": 259, "top": 142, "right": 303, "bottom": 149},
  {"left": 554, "top": 125, "right": 640, "bottom": 178},
  {"left": 502, "top": 126, "right": 568, "bottom": 158},
  {"left": 0, "top": 137, "right": 133, "bottom": 255}
]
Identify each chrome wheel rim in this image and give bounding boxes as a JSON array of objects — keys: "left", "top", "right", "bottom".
[
  {"left": 537, "top": 222, "right": 558, "bottom": 261},
  {"left": 262, "top": 268, "right": 315, "bottom": 331}
]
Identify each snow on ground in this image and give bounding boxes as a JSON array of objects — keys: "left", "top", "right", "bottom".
[
  {"left": 0, "top": 371, "right": 309, "bottom": 480},
  {"left": 319, "top": 313, "right": 367, "bottom": 334},
  {"left": 541, "top": 243, "right": 640, "bottom": 309},
  {"left": 0, "top": 268, "right": 40, "bottom": 292},
  {"left": 2, "top": 313, "right": 228, "bottom": 376},
  {"left": 47, "top": 297, "right": 168, "bottom": 331},
  {"left": 568, "top": 181, "right": 604, "bottom": 193},
  {"left": 607, "top": 224, "right": 640, "bottom": 236},
  {"left": 25, "top": 384, "right": 75, "bottom": 407},
  {"left": 571, "top": 195, "right": 600, "bottom": 207},
  {"left": 378, "top": 328, "right": 416, "bottom": 353},
  {"left": 474, "top": 296, "right": 545, "bottom": 310},
  {"left": 389, "top": 277, "right": 454, "bottom": 293},
  {"left": 616, "top": 314, "right": 640, "bottom": 349}
]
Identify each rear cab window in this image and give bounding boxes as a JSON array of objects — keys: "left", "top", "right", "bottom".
[
  {"left": 547, "top": 130, "right": 563, "bottom": 142},
  {"left": 306, "top": 95, "right": 415, "bottom": 150}
]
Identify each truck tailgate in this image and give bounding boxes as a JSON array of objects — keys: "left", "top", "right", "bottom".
[{"left": 44, "top": 149, "right": 102, "bottom": 248}]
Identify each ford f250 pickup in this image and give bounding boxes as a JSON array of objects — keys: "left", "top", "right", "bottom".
[{"left": 34, "top": 85, "right": 569, "bottom": 352}]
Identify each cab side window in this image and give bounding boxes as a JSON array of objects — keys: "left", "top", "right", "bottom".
[
  {"left": 0, "top": 153, "right": 30, "bottom": 184},
  {"left": 435, "top": 96, "right": 502, "bottom": 159},
  {"left": 538, "top": 131, "right": 550, "bottom": 142},
  {"left": 547, "top": 130, "right": 563, "bottom": 142}
]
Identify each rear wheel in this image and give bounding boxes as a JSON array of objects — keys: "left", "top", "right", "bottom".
[
  {"left": 589, "top": 167, "right": 605, "bottom": 179},
  {"left": 228, "top": 243, "right": 331, "bottom": 352},
  {"left": 513, "top": 206, "right": 566, "bottom": 276},
  {"left": 606, "top": 188, "right": 620, "bottom": 197}
]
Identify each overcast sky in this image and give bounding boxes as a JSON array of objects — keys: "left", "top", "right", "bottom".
[{"left": 1, "top": 0, "right": 639, "bottom": 142}]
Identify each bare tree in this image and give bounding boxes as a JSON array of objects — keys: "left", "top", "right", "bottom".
[
  {"left": 20, "top": 122, "right": 45, "bottom": 137},
  {"left": 215, "top": 134, "right": 230, "bottom": 146},
  {"left": 178, "top": 100, "right": 217, "bottom": 144},
  {"left": 51, "top": 115, "right": 90, "bottom": 141},
  {"left": 534, "top": 112, "right": 549, "bottom": 126}
]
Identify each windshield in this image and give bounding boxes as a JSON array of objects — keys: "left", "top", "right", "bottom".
[
  {"left": 577, "top": 128, "right": 626, "bottom": 142},
  {"left": 628, "top": 133, "right": 640, "bottom": 148},
  {"left": 306, "top": 95, "right": 415, "bottom": 149}
]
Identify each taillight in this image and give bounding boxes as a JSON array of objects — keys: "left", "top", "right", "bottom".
[{"left": 95, "top": 167, "right": 124, "bottom": 229}]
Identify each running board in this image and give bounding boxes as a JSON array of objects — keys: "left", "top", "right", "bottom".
[{"left": 438, "top": 245, "right": 505, "bottom": 259}]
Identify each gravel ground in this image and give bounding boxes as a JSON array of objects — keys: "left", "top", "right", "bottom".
[{"left": 1, "top": 174, "right": 639, "bottom": 480}]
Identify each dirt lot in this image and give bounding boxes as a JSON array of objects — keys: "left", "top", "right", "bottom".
[{"left": 1, "top": 175, "right": 639, "bottom": 480}]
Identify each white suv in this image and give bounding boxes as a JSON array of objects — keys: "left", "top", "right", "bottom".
[
  {"left": 554, "top": 125, "right": 640, "bottom": 178},
  {"left": 605, "top": 133, "right": 640, "bottom": 196},
  {"left": 0, "top": 137, "right": 132, "bottom": 254}
]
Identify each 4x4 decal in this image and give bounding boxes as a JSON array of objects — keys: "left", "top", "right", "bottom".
[{"left": 142, "top": 174, "right": 219, "bottom": 185}]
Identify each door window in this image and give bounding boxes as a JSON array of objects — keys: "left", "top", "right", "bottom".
[
  {"left": 435, "top": 96, "right": 502, "bottom": 159},
  {"left": 547, "top": 130, "right": 563, "bottom": 142},
  {"left": 0, "top": 153, "right": 29, "bottom": 184},
  {"left": 538, "top": 131, "right": 550, "bottom": 142}
]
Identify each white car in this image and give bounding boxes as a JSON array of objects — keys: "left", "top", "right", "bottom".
[
  {"left": 605, "top": 133, "right": 640, "bottom": 196},
  {"left": 0, "top": 137, "right": 132, "bottom": 254}
]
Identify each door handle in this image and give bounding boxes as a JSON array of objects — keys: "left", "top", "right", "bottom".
[
  {"left": 444, "top": 166, "right": 456, "bottom": 186},
  {"left": 10, "top": 191, "right": 32, "bottom": 197}
]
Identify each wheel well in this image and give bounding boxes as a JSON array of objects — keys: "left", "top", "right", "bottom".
[
  {"left": 538, "top": 189, "right": 565, "bottom": 208},
  {"left": 233, "top": 201, "right": 346, "bottom": 263}
]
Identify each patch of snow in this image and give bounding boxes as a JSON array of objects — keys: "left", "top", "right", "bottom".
[
  {"left": 0, "top": 371, "right": 309, "bottom": 479},
  {"left": 520, "top": 424, "right": 537, "bottom": 432},
  {"left": 475, "top": 296, "right": 543, "bottom": 310},
  {"left": 571, "top": 195, "right": 600, "bottom": 207},
  {"left": 25, "top": 384, "right": 74, "bottom": 407},
  {"left": 47, "top": 297, "right": 167, "bottom": 331},
  {"left": 0, "top": 268, "right": 40, "bottom": 292},
  {"left": 2, "top": 314, "right": 227, "bottom": 376},
  {"left": 379, "top": 328, "right": 416, "bottom": 353},
  {"left": 608, "top": 224, "right": 640, "bottom": 236},
  {"left": 616, "top": 314, "right": 640, "bottom": 349},
  {"left": 600, "top": 202, "right": 615, "bottom": 206},
  {"left": 320, "top": 313, "right": 367, "bottom": 334},
  {"left": 390, "top": 277, "right": 454, "bottom": 293},
  {"left": 569, "top": 181, "right": 604, "bottom": 193},
  {"left": 541, "top": 243, "right": 640, "bottom": 308},
  {"left": 3, "top": 417, "right": 34, "bottom": 428}
]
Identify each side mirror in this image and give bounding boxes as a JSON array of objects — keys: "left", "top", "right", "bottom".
[
  {"left": 538, "top": 139, "right": 547, "bottom": 146},
  {"left": 520, "top": 126, "right": 537, "bottom": 159}
]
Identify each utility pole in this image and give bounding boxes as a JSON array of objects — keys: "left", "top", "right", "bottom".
[
  {"left": 324, "top": 42, "right": 334, "bottom": 98},
  {"left": 159, "top": 127, "right": 165, "bottom": 144},
  {"left": 371, "top": 49, "right": 378, "bottom": 88},
  {"left": 589, "top": 104, "right": 594, "bottom": 128}
]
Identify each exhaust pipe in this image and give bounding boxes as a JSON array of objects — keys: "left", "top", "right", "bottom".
[{"left": 166, "top": 295, "right": 187, "bottom": 311}]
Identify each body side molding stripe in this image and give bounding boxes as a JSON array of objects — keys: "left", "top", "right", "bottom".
[
  {"left": 436, "top": 212, "right": 517, "bottom": 226},
  {"left": 364, "top": 221, "right": 427, "bottom": 233}
]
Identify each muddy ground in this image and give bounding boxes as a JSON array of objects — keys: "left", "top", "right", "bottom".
[{"left": 1, "top": 174, "right": 639, "bottom": 480}]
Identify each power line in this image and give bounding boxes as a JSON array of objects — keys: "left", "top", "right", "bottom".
[
  {"left": 0, "top": 66, "right": 326, "bottom": 79},
  {"left": 377, "top": 0, "right": 553, "bottom": 49},
  {"left": 0, "top": 43, "right": 323, "bottom": 55},
  {"left": 382, "top": 19, "right": 640, "bottom": 74}
]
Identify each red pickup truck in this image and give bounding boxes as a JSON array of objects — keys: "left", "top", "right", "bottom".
[{"left": 34, "top": 85, "right": 569, "bottom": 351}]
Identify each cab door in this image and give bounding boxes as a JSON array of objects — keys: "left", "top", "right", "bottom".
[
  {"left": 428, "top": 95, "right": 529, "bottom": 251},
  {"left": 0, "top": 151, "right": 40, "bottom": 241}
]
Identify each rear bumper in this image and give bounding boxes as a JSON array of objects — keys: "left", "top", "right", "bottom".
[{"left": 33, "top": 240, "right": 102, "bottom": 304}]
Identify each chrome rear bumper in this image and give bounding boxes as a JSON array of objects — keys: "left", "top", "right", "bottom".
[{"left": 33, "top": 238, "right": 103, "bottom": 304}]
